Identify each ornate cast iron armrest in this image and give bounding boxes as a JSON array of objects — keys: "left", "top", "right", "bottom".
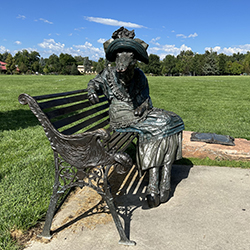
[{"left": 18, "top": 93, "right": 132, "bottom": 172}]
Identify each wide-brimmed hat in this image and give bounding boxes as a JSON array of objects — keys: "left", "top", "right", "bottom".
[{"left": 104, "top": 37, "right": 149, "bottom": 64}]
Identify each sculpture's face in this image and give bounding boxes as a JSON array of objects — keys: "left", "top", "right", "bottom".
[
  {"left": 115, "top": 52, "right": 136, "bottom": 84},
  {"left": 115, "top": 52, "right": 135, "bottom": 73}
]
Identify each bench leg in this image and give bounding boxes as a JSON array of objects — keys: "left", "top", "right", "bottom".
[
  {"left": 40, "top": 152, "right": 61, "bottom": 239},
  {"left": 103, "top": 189, "right": 136, "bottom": 246},
  {"left": 40, "top": 190, "right": 60, "bottom": 238},
  {"left": 103, "top": 167, "right": 136, "bottom": 246}
]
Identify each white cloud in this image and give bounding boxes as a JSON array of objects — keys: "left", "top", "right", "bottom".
[
  {"left": 17, "top": 14, "right": 26, "bottom": 20},
  {"left": 38, "top": 39, "right": 65, "bottom": 51},
  {"left": 84, "top": 16, "right": 146, "bottom": 28},
  {"left": 73, "top": 42, "right": 104, "bottom": 60},
  {"left": 188, "top": 32, "right": 198, "bottom": 38},
  {"left": 176, "top": 34, "right": 187, "bottom": 39},
  {"left": 38, "top": 39, "right": 104, "bottom": 60},
  {"left": 74, "top": 27, "right": 85, "bottom": 31},
  {"left": 176, "top": 32, "right": 198, "bottom": 39},
  {"left": 14, "top": 41, "right": 22, "bottom": 45},
  {"left": 149, "top": 43, "right": 192, "bottom": 59},
  {"left": 13, "top": 48, "right": 38, "bottom": 55},
  {"left": 205, "top": 44, "right": 250, "bottom": 55},
  {"left": 98, "top": 38, "right": 106, "bottom": 44},
  {"left": 0, "top": 46, "right": 9, "bottom": 53},
  {"left": 39, "top": 18, "right": 53, "bottom": 24},
  {"left": 150, "top": 37, "right": 161, "bottom": 43}
]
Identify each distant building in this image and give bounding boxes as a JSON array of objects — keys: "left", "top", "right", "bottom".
[
  {"left": 0, "top": 61, "right": 20, "bottom": 73},
  {"left": 77, "top": 65, "right": 96, "bottom": 74},
  {"left": 0, "top": 61, "right": 7, "bottom": 73}
]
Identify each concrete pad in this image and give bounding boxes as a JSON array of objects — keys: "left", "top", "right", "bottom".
[{"left": 25, "top": 165, "right": 250, "bottom": 250}]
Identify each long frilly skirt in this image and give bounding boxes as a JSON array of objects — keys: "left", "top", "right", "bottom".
[{"left": 115, "top": 108, "right": 184, "bottom": 171}]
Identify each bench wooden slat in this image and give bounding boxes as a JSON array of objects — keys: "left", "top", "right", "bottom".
[
  {"left": 39, "top": 94, "right": 89, "bottom": 109},
  {"left": 117, "top": 133, "right": 137, "bottom": 152},
  {"left": 109, "top": 131, "right": 122, "bottom": 141},
  {"left": 33, "top": 89, "right": 87, "bottom": 101},
  {"left": 46, "top": 101, "right": 89, "bottom": 119},
  {"left": 108, "top": 132, "right": 129, "bottom": 148},
  {"left": 52, "top": 103, "right": 109, "bottom": 129},
  {"left": 105, "top": 132, "right": 137, "bottom": 153},
  {"left": 45, "top": 96, "right": 108, "bottom": 119},
  {"left": 110, "top": 132, "right": 135, "bottom": 150},
  {"left": 61, "top": 111, "right": 109, "bottom": 135},
  {"left": 86, "top": 119, "right": 110, "bottom": 132}
]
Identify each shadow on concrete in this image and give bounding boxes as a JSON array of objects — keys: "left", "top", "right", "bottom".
[
  {"left": 110, "top": 161, "right": 193, "bottom": 240},
  {"left": 51, "top": 199, "right": 108, "bottom": 235},
  {"left": 50, "top": 161, "right": 193, "bottom": 241}
]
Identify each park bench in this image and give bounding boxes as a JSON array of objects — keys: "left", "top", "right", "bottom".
[{"left": 18, "top": 89, "right": 138, "bottom": 246}]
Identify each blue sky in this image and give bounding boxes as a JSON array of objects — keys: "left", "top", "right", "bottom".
[{"left": 1, "top": 0, "right": 250, "bottom": 61}]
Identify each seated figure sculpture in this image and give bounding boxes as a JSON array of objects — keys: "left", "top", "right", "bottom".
[{"left": 87, "top": 27, "right": 184, "bottom": 208}]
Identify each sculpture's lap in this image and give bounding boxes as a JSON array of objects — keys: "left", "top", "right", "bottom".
[{"left": 116, "top": 108, "right": 184, "bottom": 171}]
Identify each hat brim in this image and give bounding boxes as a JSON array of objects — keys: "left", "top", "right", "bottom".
[{"left": 105, "top": 38, "right": 149, "bottom": 64}]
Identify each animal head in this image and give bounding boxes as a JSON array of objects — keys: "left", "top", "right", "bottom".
[
  {"left": 115, "top": 52, "right": 137, "bottom": 84},
  {"left": 115, "top": 52, "right": 136, "bottom": 73}
]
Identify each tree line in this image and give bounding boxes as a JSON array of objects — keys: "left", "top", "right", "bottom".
[
  {"left": 1, "top": 49, "right": 250, "bottom": 76},
  {"left": 138, "top": 50, "right": 250, "bottom": 76}
]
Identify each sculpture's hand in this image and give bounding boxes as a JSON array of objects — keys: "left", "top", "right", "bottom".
[
  {"left": 134, "top": 105, "right": 146, "bottom": 117},
  {"left": 88, "top": 92, "right": 99, "bottom": 105}
]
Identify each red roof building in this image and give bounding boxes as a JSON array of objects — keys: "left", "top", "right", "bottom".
[
  {"left": 0, "top": 61, "right": 20, "bottom": 73},
  {"left": 0, "top": 61, "right": 7, "bottom": 71}
]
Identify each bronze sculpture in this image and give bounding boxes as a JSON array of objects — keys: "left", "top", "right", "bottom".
[{"left": 88, "top": 27, "right": 184, "bottom": 208}]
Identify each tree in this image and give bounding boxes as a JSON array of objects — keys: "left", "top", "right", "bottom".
[
  {"left": 145, "top": 54, "right": 161, "bottom": 75},
  {"left": 39, "top": 57, "right": 46, "bottom": 73},
  {"left": 59, "top": 53, "right": 76, "bottom": 67},
  {"left": 30, "top": 51, "right": 40, "bottom": 64},
  {"left": 231, "top": 62, "right": 243, "bottom": 75},
  {"left": 162, "top": 55, "right": 177, "bottom": 76},
  {"left": 83, "top": 57, "right": 92, "bottom": 73},
  {"left": 1, "top": 52, "right": 9, "bottom": 62},
  {"left": 59, "top": 53, "right": 76, "bottom": 74},
  {"left": 32, "top": 61, "right": 40, "bottom": 73},
  {"left": 243, "top": 53, "right": 250, "bottom": 74},
  {"left": 95, "top": 57, "right": 105, "bottom": 73},
  {"left": 226, "top": 61, "right": 243, "bottom": 75},
  {"left": 191, "top": 53, "right": 205, "bottom": 76},
  {"left": 70, "top": 64, "right": 80, "bottom": 75},
  {"left": 46, "top": 54, "right": 61, "bottom": 73},
  {"left": 19, "top": 62, "right": 28, "bottom": 74},
  {"left": 218, "top": 53, "right": 228, "bottom": 75},
  {"left": 202, "top": 49, "right": 219, "bottom": 75},
  {"left": 13, "top": 50, "right": 40, "bottom": 73},
  {"left": 175, "top": 50, "right": 194, "bottom": 75},
  {"left": 43, "top": 65, "right": 49, "bottom": 74},
  {"left": 5, "top": 53, "right": 16, "bottom": 74},
  {"left": 74, "top": 55, "right": 85, "bottom": 65},
  {"left": 231, "top": 52, "right": 245, "bottom": 63}
]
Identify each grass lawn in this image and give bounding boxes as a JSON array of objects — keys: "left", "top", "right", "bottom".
[{"left": 0, "top": 74, "right": 250, "bottom": 249}]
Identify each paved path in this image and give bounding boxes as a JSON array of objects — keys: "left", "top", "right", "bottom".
[{"left": 25, "top": 165, "right": 250, "bottom": 250}]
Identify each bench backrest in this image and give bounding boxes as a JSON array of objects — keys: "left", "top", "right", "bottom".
[{"left": 31, "top": 89, "right": 110, "bottom": 135}]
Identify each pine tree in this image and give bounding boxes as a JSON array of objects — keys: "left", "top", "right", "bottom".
[
  {"left": 202, "top": 49, "right": 219, "bottom": 75},
  {"left": 5, "top": 54, "right": 16, "bottom": 74},
  {"left": 70, "top": 64, "right": 79, "bottom": 75}
]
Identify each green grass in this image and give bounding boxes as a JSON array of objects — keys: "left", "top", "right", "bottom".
[
  {"left": 0, "top": 74, "right": 250, "bottom": 249},
  {"left": 148, "top": 75, "right": 250, "bottom": 140}
]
